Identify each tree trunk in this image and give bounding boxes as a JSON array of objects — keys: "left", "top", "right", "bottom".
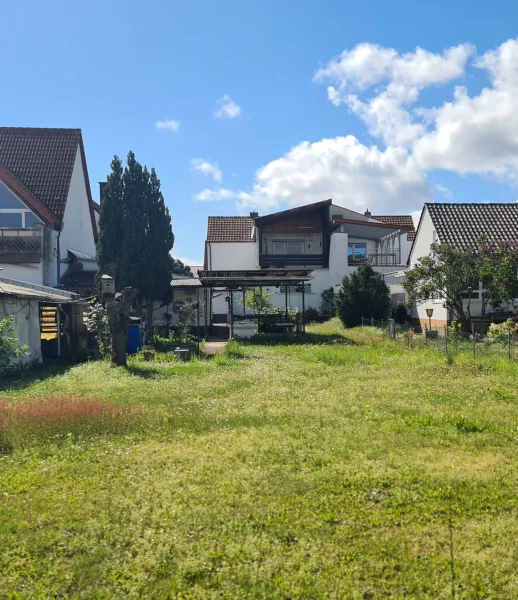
[{"left": 105, "top": 287, "right": 138, "bottom": 367}]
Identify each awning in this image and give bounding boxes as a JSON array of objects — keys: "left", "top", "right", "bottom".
[
  {"left": 171, "top": 278, "right": 202, "bottom": 288},
  {"left": 0, "top": 277, "right": 77, "bottom": 302},
  {"left": 332, "top": 218, "right": 413, "bottom": 241},
  {"left": 198, "top": 268, "right": 313, "bottom": 287}
]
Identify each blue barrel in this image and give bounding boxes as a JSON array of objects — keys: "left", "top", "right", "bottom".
[{"left": 127, "top": 325, "right": 142, "bottom": 355}]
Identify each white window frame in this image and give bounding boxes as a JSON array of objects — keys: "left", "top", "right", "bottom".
[{"left": 0, "top": 209, "right": 38, "bottom": 229}]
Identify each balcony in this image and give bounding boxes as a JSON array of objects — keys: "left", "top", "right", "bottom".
[
  {"left": 259, "top": 253, "right": 324, "bottom": 268},
  {"left": 348, "top": 252, "right": 399, "bottom": 267}
]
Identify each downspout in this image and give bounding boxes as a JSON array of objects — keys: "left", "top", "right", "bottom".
[{"left": 56, "top": 221, "right": 62, "bottom": 283}]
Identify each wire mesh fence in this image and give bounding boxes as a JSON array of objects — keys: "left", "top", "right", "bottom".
[{"left": 360, "top": 317, "right": 518, "bottom": 360}]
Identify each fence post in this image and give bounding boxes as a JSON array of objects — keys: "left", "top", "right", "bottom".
[
  {"left": 371, "top": 316, "right": 374, "bottom": 327},
  {"left": 472, "top": 323, "right": 476, "bottom": 358},
  {"left": 444, "top": 325, "right": 448, "bottom": 354},
  {"left": 508, "top": 328, "right": 512, "bottom": 361},
  {"left": 424, "top": 324, "right": 428, "bottom": 345}
]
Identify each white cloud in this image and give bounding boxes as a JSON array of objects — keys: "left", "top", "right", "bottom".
[
  {"left": 196, "top": 136, "right": 430, "bottom": 213},
  {"left": 214, "top": 95, "right": 241, "bottom": 119},
  {"left": 196, "top": 39, "right": 518, "bottom": 217},
  {"left": 176, "top": 256, "right": 202, "bottom": 267},
  {"left": 195, "top": 188, "right": 250, "bottom": 203},
  {"left": 435, "top": 184, "right": 453, "bottom": 198},
  {"left": 315, "top": 42, "right": 474, "bottom": 148},
  {"left": 190, "top": 158, "right": 222, "bottom": 183},
  {"left": 156, "top": 119, "right": 180, "bottom": 132}
]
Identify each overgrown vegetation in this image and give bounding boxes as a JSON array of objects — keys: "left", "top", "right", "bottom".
[
  {"left": 0, "top": 316, "right": 29, "bottom": 375},
  {"left": 2, "top": 320, "right": 518, "bottom": 597}
]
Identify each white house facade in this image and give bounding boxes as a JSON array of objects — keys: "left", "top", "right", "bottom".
[
  {"left": 406, "top": 203, "right": 518, "bottom": 330},
  {"left": 0, "top": 128, "right": 98, "bottom": 294},
  {"left": 204, "top": 200, "right": 415, "bottom": 322}
]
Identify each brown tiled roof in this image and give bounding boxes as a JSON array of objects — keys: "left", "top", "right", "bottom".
[
  {"left": 0, "top": 127, "right": 97, "bottom": 240},
  {"left": 207, "top": 216, "right": 254, "bottom": 242},
  {"left": 0, "top": 236, "right": 40, "bottom": 255},
  {"left": 426, "top": 203, "right": 518, "bottom": 249},
  {"left": 371, "top": 215, "right": 415, "bottom": 241}
]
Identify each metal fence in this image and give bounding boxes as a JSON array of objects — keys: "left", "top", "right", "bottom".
[{"left": 360, "top": 317, "right": 518, "bottom": 361}]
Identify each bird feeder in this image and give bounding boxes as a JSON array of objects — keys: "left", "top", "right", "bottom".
[{"left": 101, "top": 274, "right": 115, "bottom": 296}]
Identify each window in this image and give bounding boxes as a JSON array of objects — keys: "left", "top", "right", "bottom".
[
  {"left": 271, "top": 240, "right": 304, "bottom": 255},
  {"left": 0, "top": 213, "right": 22, "bottom": 228},
  {"left": 348, "top": 243, "right": 367, "bottom": 265}
]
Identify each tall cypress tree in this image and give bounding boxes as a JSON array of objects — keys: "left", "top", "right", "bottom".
[
  {"left": 97, "top": 156, "right": 124, "bottom": 280},
  {"left": 97, "top": 152, "right": 176, "bottom": 341}
]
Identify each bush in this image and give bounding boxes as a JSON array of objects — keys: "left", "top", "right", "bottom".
[
  {"left": 319, "top": 288, "right": 336, "bottom": 320},
  {"left": 488, "top": 319, "right": 517, "bottom": 344},
  {"left": 304, "top": 307, "right": 321, "bottom": 323},
  {"left": 336, "top": 265, "right": 391, "bottom": 328},
  {"left": 148, "top": 335, "right": 174, "bottom": 353},
  {"left": 394, "top": 303, "right": 408, "bottom": 325},
  {"left": 0, "top": 317, "right": 29, "bottom": 375}
]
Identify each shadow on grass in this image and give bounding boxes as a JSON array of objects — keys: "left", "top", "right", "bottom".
[
  {"left": 245, "top": 332, "right": 358, "bottom": 346},
  {"left": 0, "top": 363, "right": 73, "bottom": 393}
]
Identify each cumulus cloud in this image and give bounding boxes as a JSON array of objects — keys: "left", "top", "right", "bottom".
[
  {"left": 196, "top": 39, "right": 518, "bottom": 215},
  {"left": 214, "top": 95, "right": 241, "bottom": 119},
  {"left": 155, "top": 119, "right": 180, "bottom": 132},
  {"left": 315, "top": 42, "right": 474, "bottom": 148},
  {"left": 196, "top": 136, "right": 430, "bottom": 213},
  {"left": 190, "top": 158, "right": 222, "bottom": 183}
]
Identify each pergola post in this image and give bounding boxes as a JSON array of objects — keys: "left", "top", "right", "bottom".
[
  {"left": 259, "top": 285, "right": 263, "bottom": 333},
  {"left": 285, "top": 284, "right": 288, "bottom": 317},
  {"left": 301, "top": 282, "right": 306, "bottom": 334},
  {"left": 229, "top": 289, "right": 234, "bottom": 340},
  {"left": 242, "top": 288, "right": 246, "bottom": 317},
  {"left": 196, "top": 287, "right": 200, "bottom": 353}
]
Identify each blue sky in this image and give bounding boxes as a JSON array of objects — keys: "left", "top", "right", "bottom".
[{"left": 2, "top": 0, "right": 518, "bottom": 264}]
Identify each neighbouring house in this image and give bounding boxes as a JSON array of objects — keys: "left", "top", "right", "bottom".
[
  {"left": 204, "top": 200, "right": 415, "bottom": 323},
  {"left": 0, "top": 127, "right": 98, "bottom": 292},
  {"left": 0, "top": 276, "right": 87, "bottom": 364},
  {"left": 406, "top": 203, "right": 518, "bottom": 330}
]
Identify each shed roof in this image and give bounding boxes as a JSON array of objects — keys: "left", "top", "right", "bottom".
[{"left": 0, "top": 276, "right": 76, "bottom": 302}]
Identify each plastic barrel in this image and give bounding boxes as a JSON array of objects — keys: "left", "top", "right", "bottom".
[{"left": 127, "top": 325, "right": 142, "bottom": 355}]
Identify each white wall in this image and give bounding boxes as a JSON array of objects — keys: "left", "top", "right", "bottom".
[
  {"left": 409, "top": 207, "right": 435, "bottom": 266},
  {"left": 206, "top": 241, "right": 258, "bottom": 270},
  {"left": 0, "top": 297, "right": 42, "bottom": 363},
  {"left": 0, "top": 263, "right": 43, "bottom": 285},
  {"left": 60, "top": 146, "right": 97, "bottom": 261}
]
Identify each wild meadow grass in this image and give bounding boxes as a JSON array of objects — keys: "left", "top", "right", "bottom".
[{"left": 2, "top": 319, "right": 518, "bottom": 598}]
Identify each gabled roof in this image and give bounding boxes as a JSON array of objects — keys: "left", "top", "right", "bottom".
[
  {"left": 426, "top": 203, "right": 518, "bottom": 249},
  {"left": 0, "top": 127, "right": 97, "bottom": 239},
  {"left": 370, "top": 215, "right": 416, "bottom": 241},
  {"left": 207, "top": 216, "right": 255, "bottom": 242}
]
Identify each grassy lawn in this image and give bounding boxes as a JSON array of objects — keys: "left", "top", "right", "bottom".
[{"left": 2, "top": 320, "right": 518, "bottom": 599}]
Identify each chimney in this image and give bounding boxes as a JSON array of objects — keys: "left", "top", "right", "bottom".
[
  {"left": 250, "top": 211, "right": 259, "bottom": 219},
  {"left": 364, "top": 209, "right": 371, "bottom": 217},
  {"left": 99, "top": 181, "right": 107, "bottom": 204}
]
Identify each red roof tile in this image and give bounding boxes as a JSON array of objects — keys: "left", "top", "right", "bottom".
[
  {"left": 207, "top": 216, "right": 254, "bottom": 242},
  {"left": 371, "top": 215, "right": 415, "bottom": 241},
  {"left": 0, "top": 127, "right": 97, "bottom": 240}
]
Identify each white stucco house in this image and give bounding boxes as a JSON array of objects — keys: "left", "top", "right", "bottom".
[
  {"left": 405, "top": 203, "right": 518, "bottom": 330},
  {"left": 203, "top": 200, "right": 415, "bottom": 322},
  {"left": 0, "top": 127, "right": 98, "bottom": 294}
]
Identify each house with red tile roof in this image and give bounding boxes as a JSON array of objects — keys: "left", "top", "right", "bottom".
[
  {"left": 204, "top": 200, "right": 415, "bottom": 321},
  {"left": 0, "top": 127, "right": 97, "bottom": 290}
]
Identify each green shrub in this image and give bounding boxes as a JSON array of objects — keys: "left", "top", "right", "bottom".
[
  {"left": 0, "top": 317, "right": 29, "bottom": 375},
  {"left": 304, "top": 307, "right": 321, "bottom": 323},
  {"left": 319, "top": 288, "right": 336, "bottom": 320},
  {"left": 336, "top": 265, "right": 391, "bottom": 328}
]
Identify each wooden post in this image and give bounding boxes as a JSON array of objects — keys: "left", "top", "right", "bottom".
[
  {"left": 472, "top": 323, "right": 476, "bottom": 358},
  {"left": 301, "top": 282, "right": 306, "bottom": 334},
  {"left": 196, "top": 287, "right": 200, "bottom": 353},
  {"left": 285, "top": 285, "right": 288, "bottom": 318},
  {"left": 242, "top": 288, "right": 246, "bottom": 317},
  {"left": 56, "top": 304, "right": 62, "bottom": 358},
  {"left": 229, "top": 290, "right": 234, "bottom": 340}
]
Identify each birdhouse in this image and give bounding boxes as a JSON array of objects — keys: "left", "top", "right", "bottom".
[{"left": 101, "top": 274, "right": 115, "bottom": 296}]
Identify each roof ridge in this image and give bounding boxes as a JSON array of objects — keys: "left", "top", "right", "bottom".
[{"left": 0, "top": 127, "right": 81, "bottom": 133}]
